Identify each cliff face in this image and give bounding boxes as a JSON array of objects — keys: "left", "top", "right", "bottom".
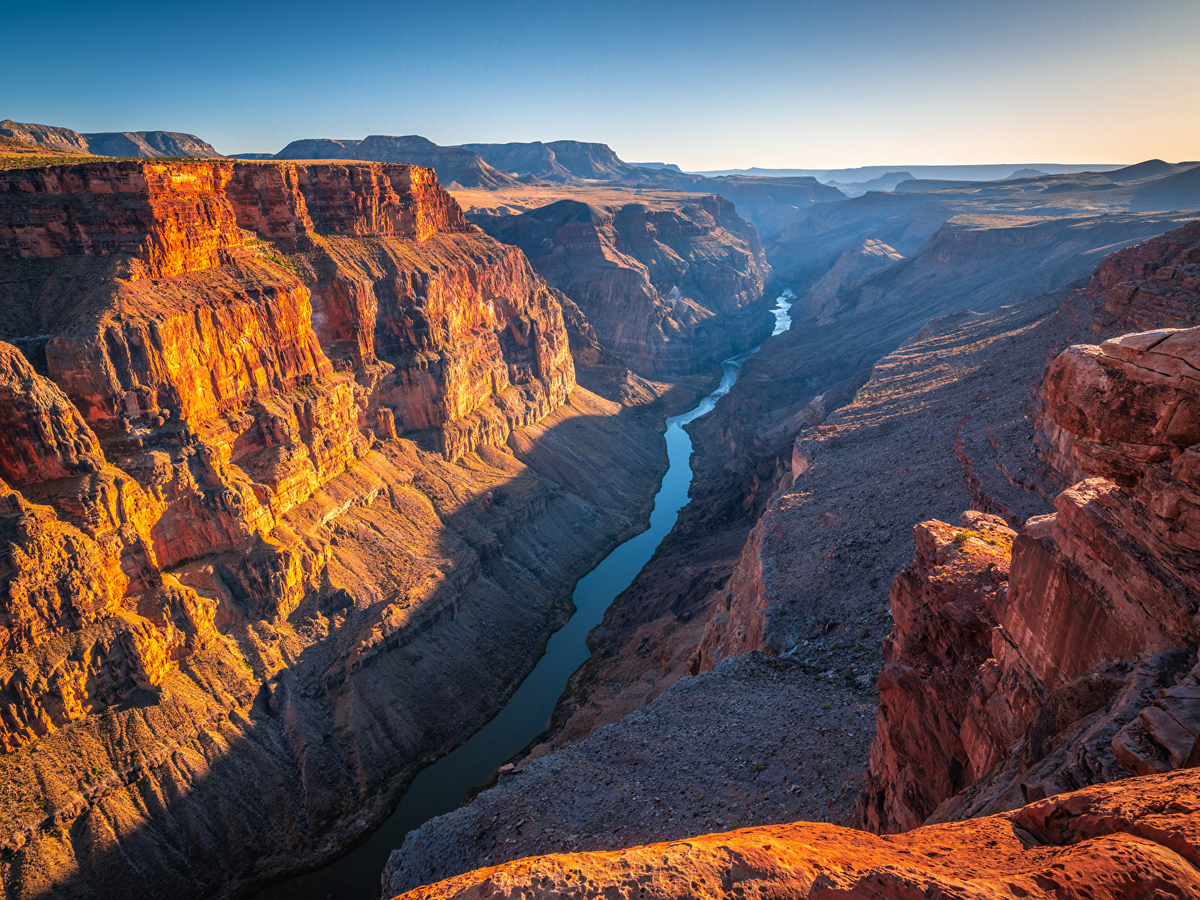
[
  {"left": 0, "top": 159, "right": 669, "bottom": 900},
  {"left": 861, "top": 323, "right": 1200, "bottom": 832},
  {"left": 390, "top": 768, "right": 1200, "bottom": 900},
  {"left": 477, "top": 195, "right": 770, "bottom": 376}
]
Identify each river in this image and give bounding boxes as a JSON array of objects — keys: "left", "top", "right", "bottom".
[{"left": 251, "top": 289, "right": 794, "bottom": 900}]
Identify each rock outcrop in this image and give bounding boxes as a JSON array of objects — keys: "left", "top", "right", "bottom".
[
  {"left": 390, "top": 768, "right": 1200, "bottom": 900},
  {"left": 861, "top": 322, "right": 1200, "bottom": 832},
  {"left": 1086, "top": 218, "right": 1200, "bottom": 334},
  {"left": 0, "top": 158, "right": 676, "bottom": 900},
  {"left": 477, "top": 196, "right": 770, "bottom": 375}
]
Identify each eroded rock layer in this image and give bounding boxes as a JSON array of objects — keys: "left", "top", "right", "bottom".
[
  {"left": 476, "top": 195, "right": 770, "bottom": 376},
  {"left": 0, "top": 159, "right": 668, "bottom": 900}
]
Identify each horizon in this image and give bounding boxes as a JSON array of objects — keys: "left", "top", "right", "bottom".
[{"left": 3, "top": 0, "right": 1197, "bottom": 169}]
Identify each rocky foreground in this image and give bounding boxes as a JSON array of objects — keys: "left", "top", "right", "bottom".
[{"left": 393, "top": 767, "right": 1200, "bottom": 899}]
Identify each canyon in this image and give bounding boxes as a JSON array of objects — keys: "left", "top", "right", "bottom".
[
  {"left": 473, "top": 195, "right": 770, "bottom": 376},
  {"left": 2, "top": 126, "right": 1200, "bottom": 900},
  {"left": 381, "top": 206, "right": 1200, "bottom": 895}
]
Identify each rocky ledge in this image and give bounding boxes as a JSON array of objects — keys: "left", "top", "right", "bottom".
[{"left": 392, "top": 768, "right": 1200, "bottom": 900}]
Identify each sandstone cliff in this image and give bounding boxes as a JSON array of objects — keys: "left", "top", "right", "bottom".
[
  {"left": 476, "top": 195, "right": 771, "bottom": 376},
  {"left": 0, "top": 158, "right": 676, "bottom": 900}
]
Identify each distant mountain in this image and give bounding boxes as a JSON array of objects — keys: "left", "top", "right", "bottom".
[
  {"left": 1008, "top": 168, "right": 1047, "bottom": 179},
  {"left": 1128, "top": 163, "right": 1200, "bottom": 209},
  {"left": 0, "top": 119, "right": 92, "bottom": 154},
  {"left": 457, "top": 141, "right": 573, "bottom": 181},
  {"left": 461, "top": 140, "right": 637, "bottom": 182},
  {"left": 228, "top": 153, "right": 275, "bottom": 160},
  {"left": 699, "top": 163, "right": 1127, "bottom": 181},
  {"left": 1104, "top": 159, "right": 1196, "bottom": 183},
  {"left": 0, "top": 119, "right": 221, "bottom": 158},
  {"left": 82, "top": 131, "right": 221, "bottom": 158},
  {"left": 826, "top": 171, "right": 915, "bottom": 198},
  {"left": 275, "top": 135, "right": 517, "bottom": 188},
  {"left": 629, "top": 162, "right": 682, "bottom": 172}
]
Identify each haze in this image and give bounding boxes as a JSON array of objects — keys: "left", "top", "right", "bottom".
[{"left": 3, "top": 0, "right": 1197, "bottom": 169}]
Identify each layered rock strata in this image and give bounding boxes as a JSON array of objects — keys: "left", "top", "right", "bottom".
[
  {"left": 0, "top": 159, "right": 671, "bottom": 900},
  {"left": 0, "top": 119, "right": 221, "bottom": 159},
  {"left": 476, "top": 196, "right": 770, "bottom": 376},
  {"left": 391, "top": 769, "right": 1200, "bottom": 900},
  {"left": 862, "top": 323, "right": 1200, "bottom": 832}
]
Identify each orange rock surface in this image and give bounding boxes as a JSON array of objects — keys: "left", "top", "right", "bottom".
[{"left": 391, "top": 768, "right": 1200, "bottom": 900}]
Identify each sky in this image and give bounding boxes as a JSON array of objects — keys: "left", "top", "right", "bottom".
[{"left": 2, "top": 0, "right": 1198, "bottom": 169}]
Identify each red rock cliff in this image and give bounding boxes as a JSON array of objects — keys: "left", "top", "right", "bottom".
[
  {"left": 1035, "top": 218, "right": 1200, "bottom": 484},
  {"left": 861, "top": 322, "right": 1200, "bottom": 833}
]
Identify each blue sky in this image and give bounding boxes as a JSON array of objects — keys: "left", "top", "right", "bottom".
[{"left": 3, "top": 0, "right": 1197, "bottom": 168}]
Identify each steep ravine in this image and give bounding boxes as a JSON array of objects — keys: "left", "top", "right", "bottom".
[
  {"left": 271, "top": 294, "right": 789, "bottom": 900},
  {"left": 383, "top": 220, "right": 1200, "bottom": 899}
]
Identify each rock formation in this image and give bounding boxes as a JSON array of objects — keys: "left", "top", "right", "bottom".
[
  {"left": 389, "top": 768, "right": 1200, "bottom": 900},
  {"left": 476, "top": 196, "right": 770, "bottom": 375},
  {"left": 389, "top": 214, "right": 1200, "bottom": 891},
  {"left": 0, "top": 158, "right": 676, "bottom": 900},
  {"left": 861, "top": 320, "right": 1200, "bottom": 832}
]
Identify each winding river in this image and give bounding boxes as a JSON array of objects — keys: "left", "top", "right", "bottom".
[{"left": 252, "top": 290, "right": 794, "bottom": 900}]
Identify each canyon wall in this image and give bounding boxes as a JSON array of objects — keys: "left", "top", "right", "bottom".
[
  {"left": 0, "top": 159, "right": 674, "bottom": 900},
  {"left": 858, "top": 219, "right": 1200, "bottom": 833},
  {"left": 476, "top": 195, "right": 771, "bottom": 376}
]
